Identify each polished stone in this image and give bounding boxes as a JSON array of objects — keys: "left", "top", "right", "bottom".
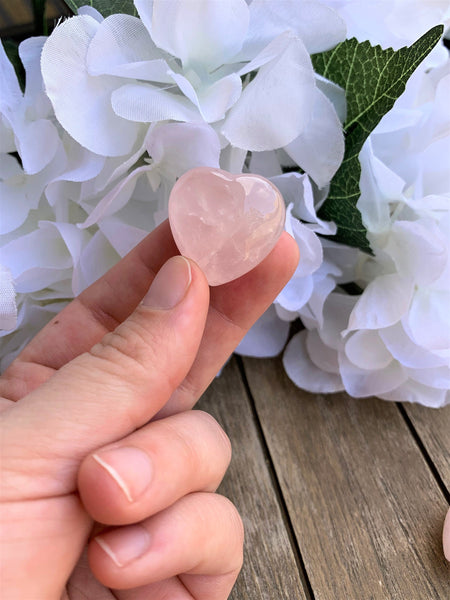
[{"left": 168, "top": 167, "right": 286, "bottom": 286}]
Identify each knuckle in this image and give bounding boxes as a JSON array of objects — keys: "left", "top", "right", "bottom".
[
  {"left": 89, "top": 320, "right": 157, "bottom": 374},
  {"left": 193, "top": 410, "right": 232, "bottom": 460},
  {"left": 214, "top": 494, "right": 245, "bottom": 547},
  {"left": 86, "top": 317, "right": 175, "bottom": 397},
  {"left": 213, "top": 494, "right": 245, "bottom": 570}
]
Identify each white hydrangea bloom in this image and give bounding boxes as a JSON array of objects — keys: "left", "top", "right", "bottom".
[
  {"left": 321, "top": 0, "right": 450, "bottom": 49},
  {"left": 40, "top": 0, "right": 345, "bottom": 186},
  {"left": 4, "top": 0, "right": 346, "bottom": 364},
  {"left": 237, "top": 171, "right": 356, "bottom": 358},
  {"left": 283, "top": 54, "right": 450, "bottom": 406},
  {"left": 0, "top": 0, "right": 350, "bottom": 367}
]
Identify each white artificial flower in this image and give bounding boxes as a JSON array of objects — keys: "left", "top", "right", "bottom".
[
  {"left": 237, "top": 171, "right": 355, "bottom": 358},
  {"left": 1, "top": 0, "right": 344, "bottom": 371},
  {"left": 321, "top": 0, "right": 450, "bottom": 50},
  {"left": 40, "top": 0, "right": 345, "bottom": 186},
  {"left": 282, "top": 37, "right": 450, "bottom": 407},
  {"left": 79, "top": 121, "right": 221, "bottom": 231},
  {"left": 0, "top": 37, "right": 60, "bottom": 175},
  {"left": 342, "top": 190, "right": 450, "bottom": 406},
  {"left": 0, "top": 220, "right": 91, "bottom": 296},
  {"left": 236, "top": 304, "right": 291, "bottom": 357}
]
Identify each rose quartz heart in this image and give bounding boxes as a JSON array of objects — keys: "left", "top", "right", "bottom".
[{"left": 168, "top": 167, "right": 286, "bottom": 286}]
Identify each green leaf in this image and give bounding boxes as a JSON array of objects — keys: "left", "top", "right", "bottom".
[
  {"left": 312, "top": 25, "right": 444, "bottom": 253},
  {"left": 2, "top": 40, "right": 25, "bottom": 92},
  {"left": 63, "top": 0, "right": 138, "bottom": 17}
]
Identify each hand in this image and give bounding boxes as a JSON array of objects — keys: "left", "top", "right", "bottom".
[{"left": 0, "top": 221, "right": 299, "bottom": 599}]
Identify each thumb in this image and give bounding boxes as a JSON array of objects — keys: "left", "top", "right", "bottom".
[{"left": 1, "top": 256, "right": 210, "bottom": 501}]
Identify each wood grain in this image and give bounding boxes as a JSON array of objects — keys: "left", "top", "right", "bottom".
[
  {"left": 402, "top": 403, "right": 450, "bottom": 490},
  {"left": 243, "top": 356, "right": 450, "bottom": 600},
  {"left": 197, "top": 358, "right": 310, "bottom": 600}
]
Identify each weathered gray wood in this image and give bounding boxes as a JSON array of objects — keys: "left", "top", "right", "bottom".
[
  {"left": 197, "top": 358, "right": 310, "bottom": 600},
  {"left": 403, "top": 403, "right": 450, "bottom": 489},
  {"left": 244, "top": 356, "right": 450, "bottom": 600}
]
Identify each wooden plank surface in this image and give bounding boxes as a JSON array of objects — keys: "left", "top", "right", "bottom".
[
  {"left": 243, "top": 356, "right": 450, "bottom": 600},
  {"left": 403, "top": 403, "right": 450, "bottom": 490},
  {"left": 197, "top": 358, "right": 310, "bottom": 600}
]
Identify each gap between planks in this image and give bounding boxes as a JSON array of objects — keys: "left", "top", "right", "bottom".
[
  {"left": 242, "top": 355, "right": 450, "bottom": 600},
  {"left": 397, "top": 403, "right": 450, "bottom": 505},
  {"left": 235, "top": 355, "right": 316, "bottom": 600},
  {"left": 197, "top": 357, "right": 311, "bottom": 600}
]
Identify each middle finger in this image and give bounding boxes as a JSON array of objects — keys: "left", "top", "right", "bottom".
[{"left": 78, "top": 410, "right": 231, "bottom": 526}]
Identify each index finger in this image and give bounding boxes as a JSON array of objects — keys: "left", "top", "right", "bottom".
[{"left": 2, "top": 222, "right": 299, "bottom": 404}]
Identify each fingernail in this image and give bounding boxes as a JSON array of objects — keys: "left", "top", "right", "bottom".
[
  {"left": 143, "top": 256, "right": 192, "bottom": 309},
  {"left": 92, "top": 447, "right": 153, "bottom": 502},
  {"left": 95, "top": 525, "right": 150, "bottom": 567}
]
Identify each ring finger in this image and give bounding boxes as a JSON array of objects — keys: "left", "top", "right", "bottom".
[{"left": 89, "top": 491, "right": 244, "bottom": 599}]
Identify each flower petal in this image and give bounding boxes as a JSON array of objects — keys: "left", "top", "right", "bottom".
[
  {"left": 87, "top": 13, "right": 172, "bottom": 82},
  {"left": 407, "top": 288, "right": 450, "bottom": 352},
  {"left": 345, "top": 329, "right": 393, "bottom": 370},
  {"left": 315, "top": 74, "right": 347, "bottom": 123},
  {"left": 305, "top": 329, "right": 340, "bottom": 373},
  {"left": 249, "top": 151, "right": 283, "bottom": 177},
  {"left": 19, "top": 37, "right": 52, "bottom": 116},
  {"left": 406, "top": 365, "right": 450, "bottom": 390},
  {"left": 41, "top": 15, "right": 140, "bottom": 156},
  {"left": 283, "top": 330, "right": 345, "bottom": 393},
  {"left": 357, "top": 139, "right": 400, "bottom": 233},
  {"left": 77, "top": 5, "right": 104, "bottom": 21},
  {"left": 147, "top": 122, "right": 221, "bottom": 179},
  {"left": 196, "top": 74, "right": 242, "bottom": 122},
  {"left": 1, "top": 221, "right": 88, "bottom": 293},
  {"left": 385, "top": 219, "right": 448, "bottom": 286},
  {"left": 378, "top": 380, "right": 449, "bottom": 408},
  {"left": 318, "top": 291, "right": 357, "bottom": 350},
  {"left": 219, "top": 144, "right": 247, "bottom": 173},
  {"left": 285, "top": 205, "right": 324, "bottom": 277},
  {"left": 236, "top": 304, "right": 290, "bottom": 357},
  {"left": 222, "top": 33, "right": 315, "bottom": 150},
  {"left": 272, "top": 172, "right": 336, "bottom": 235},
  {"left": 16, "top": 119, "right": 60, "bottom": 175},
  {"left": 99, "top": 217, "right": 148, "bottom": 258},
  {"left": 277, "top": 273, "right": 314, "bottom": 313},
  {"left": 0, "top": 152, "right": 65, "bottom": 235},
  {"left": 0, "top": 40, "right": 22, "bottom": 112},
  {"left": 72, "top": 230, "right": 119, "bottom": 295},
  {"left": 111, "top": 82, "right": 200, "bottom": 123},
  {"left": 304, "top": 272, "right": 340, "bottom": 329},
  {"left": 168, "top": 70, "right": 242, "bottom": 122},
  {"left": 284, "top": 88, "right": 344, "bottom": 188},
  {"left": 339, "top": 352, "right": 406, "bottom": 398},
  {"left": 346, "top": 273, "right": 415, "bottom": 332},
  {"left": 149, "top": 0, "right": 249, "bottom": 70},
  {"left": 80, "top": 164, "right": 153, "bottom": 228},
  {"left": 380, "top": 322, "right": 448, "bottom": 369},
  {"left": 240, "top": 0, "right": 346, "bottom": 59}
]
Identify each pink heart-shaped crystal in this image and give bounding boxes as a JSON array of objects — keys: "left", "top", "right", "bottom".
[{"left": 168, "top": 167, "right": 286, "bottom": 286}]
